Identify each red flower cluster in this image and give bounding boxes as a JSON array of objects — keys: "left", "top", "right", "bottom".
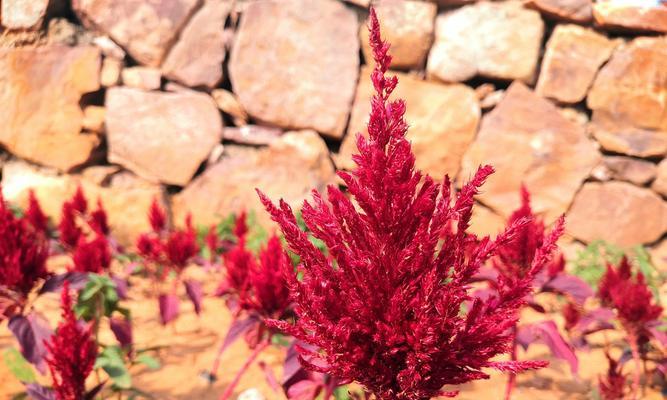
[
  {"left": 58, "top": 187, "right": 113, "bottom": 274},
  {"left": 26, "top": 190, "right": 49, "bottom": 234},
  {"left": 136, "top": 199, "right": 198, "bottom": 272},
  {"left": 493, "top": 186, "right": 564, "bottom": 284},
  {"left": 0, "top": 191, "right": 49, "bottom": 299},
  {"left": 258, "top": 9, "right": 558, "bottom": 400},
  {"left": 598, "top": 258, "right": 662, "bottom": 336},
  {"left": 598, "top": 353, "right": 626, "bottom": 400},
  {"left": 44, "top": 282, "right": 97, "bottom": 400},
  {"left": 219, "top": 213, "right": 292, "bottom": 320}
]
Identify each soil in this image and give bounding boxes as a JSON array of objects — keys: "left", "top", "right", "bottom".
[{"left": 0, "top": 264, "right": 664, "bottom": 400}]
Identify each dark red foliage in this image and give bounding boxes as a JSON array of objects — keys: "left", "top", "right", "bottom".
[
  {"left": 148, "top": 198, "right": 167, "bottom": 233},
  {"left": 598, "top": 258, "right": 662, "bottom": 335},
  {"left": 257, "top": 9, "right": 558, "bottom": 400},
  {"left": 0, "top": 192, "right": 49, "bottom": 298},
  {"left": 598, "top": 353, "right": 626, "bottom": 400},
  {"left": 44, "top": 282, "right": 97, "bottom": 400},
  {"left": 26, "top": 190, "right": 49, "bottom": 234},
  {"left": 562, "top": 302, "right": 581, "bottom": 332},
  {"left": 71, "top": 235, "right": 112, "bottom": 274},
  {"left": 240, "top": 235, "right": 292, "bottom": 319},
  {"left": 88, "top": 200, "right": 109, "bottom": 236}
]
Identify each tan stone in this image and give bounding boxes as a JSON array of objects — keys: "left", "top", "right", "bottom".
[
  {"left": 101, "top": 57, "right": 123, "bottom": 87},
  {"left": 82, "top": 106, "right": 106, "bottom": 133},
  {"left": 336, "top": 67, "right": 480, "bottom": 179},
  {"left": 2, "top": 0, "right": 49, "bottom": 29},
  {"left": 592, "top": 156, "right": 657, "bottom": 185},
  {"left": 72, "top": 0, "right": 200, "bottom": 67},
  {"left": 81, "top": 165, "right": 121, "bottom": 185},
  {"left": 211, "top": 89, "right": 248, "bottom": 126},
  {"left": 460, "top": 82, "right": 600, "bottom": 223},
  {"left": 588, "top": 36, "right": 667, "bottom": 157},
  {"left": 536, "top": 24, "right": 617, "bottom": 104},
  {"left": 223, "top": 126, "right": 282, "bottom": 146},
  {"left": 106, "top": 87, "right": 223, "bottom": 186},
  {"left": 427, "top": 1, "right": 544, "bottom": 83},
  {"left": 162, "top": 0, "right": 230, "bottom": 89},
  {"left": 121, "top": 66, "right": 161, "bottom": 90},
  {"left": 173, "top": 130, "right": 336, "bottom": 227},
  {"left": 359, "top": 0, "right": 437, "bottom": 70},
  {"left": 1, "top": 160, "right": 164, "bottom": 247},
  {"left": 469, "top": 203, "right": 506, "bottom": 238},
  {"left": 567, "top": 181, "right": 667, "bottom": 246},
  {"left": 651, "top": 159, "right": 667, "bottom": 196},
  {"left": 593, "top": 1, "right": 667, "bottom": 33},
  {"left": 229, "top": 0, "right": 359, "bottom": 139},
  {"left": 0, "top": 46, "right": 101, "bottom": 171},
  {"left": 525, "top": 0, "right": 593, "bottom": 23},
  {"left": 92, "top": 36, "right": 125, "bottom": 59}
]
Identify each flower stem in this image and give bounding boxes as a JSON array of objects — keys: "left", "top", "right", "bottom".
[
  {"left": 219, "top": 338, "right": 270, "bottom": 400},
  {"left": 628, "top": 331, "right": 642, "bottom": 400},
  {"left": 504, "top": 328, "right": 517, "bottom": 400}
]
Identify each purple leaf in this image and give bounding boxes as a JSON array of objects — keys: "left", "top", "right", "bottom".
[
  {"left": 38, "top": 272, "right": 89, "bottom": 294},
  {"left": 575, "top": 307, "right": 615, "bottom": 334},
  {"left": 515, "top": 325, "right": 536, "bottom": 351},
  {"left": 541, "top": 274, "right": 593, "bottom": 305},
  {"left": 9, "top": 313, "right": 52, "bottom": 374},
  {"left": 111, "top": 275, "right": 129, "bottom": 300},
  {"left": 25, "top": 383, "right": 56, "bottom": 400},
  {"left": 158, "top": 294, "right": 180, "bottom": 325},
  {"left": 110, "top": 317, "right": 133, "bottom": 348},
  {"left": 287, "top": 380, "right": 321, "bottom": 400},
  {"left": 184, "top": 279, "right": 204, "bottom": 315},
  {"left": 220, "top": 316, "right": 260, "bottom": 357},
  {"left": 258, "top": 361, "right": 280, "bottom": 392},
  {"left": 531, "top": 321, "right": 578, "bottom": 375}
]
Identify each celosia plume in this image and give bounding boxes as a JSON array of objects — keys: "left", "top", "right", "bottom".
[
  {"left": 71, "top": 235, "right": 112, "bottom": 274},
  {"left": 148, "top": 198, "right": 167, "bottom": 233},
  {"left": 0, "top": 192, "right": 49, "bottom": 298},
  {"left": 257, "top": 9, "right": 559, "bottom": 399},
  {"left": 59, "top": 201, "right": 83, "bottom": 250},
  {"left": 88, "top": 199, "right": 110, "bottom": 236},
  {"left": 598, "top": 352, "right": 626, "bottom": 400},
  {"left": 44, "top": 282, "right": 97, "bottom": 400},
  {"left": 26, "top": 190, "right": 49, "bottom": 235}
]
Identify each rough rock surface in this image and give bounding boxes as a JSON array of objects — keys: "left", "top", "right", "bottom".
[
  {"left": 106, "top": 87, "right": 223, "bottom": 186},
  {"left": 593, "top": 1, "right": 667, "bottom": 33},
  {"left": 536, "top": 24, "right": 617, "bottom": 104},
  {"left": 591, "top": 156, "right": 657, "bottom": 185},
  {"left": 460, "top": 82, "right": 600, "bottom": 223},
  {"left": 588, "top": 36, "right": 667, "bottom": 157},
  {"left": 651, "top": 158, "right": 667, "bottom": 197},
  {"left": 359, "top": 0, "right": 437, "bottom": 69},
  {"left": 72, "top": 0, "right": 200, "bottom": 67},
  {"left": 121, "top": 66, "right": 162, "bottom": 90},
  {"left": 173, "top": 130, "right": 336, "bottom": 227},
  {"left": 567, "top": 181, "right": 667, "bottom": 246},
  {"left": 337, "top": 67, "right": 480, "bottom": 179},
  {"left": 525, "top": 0, "right": 593, "bottom": 23},
  {"left": 162, "top": 0, "right": 230, "bottom": 89},
  {"left": 229, "top": 0, "right": 359, "bottom": 139},
  {"left": 212, "top": 89, "right": 248, "bottom": 126},
  {"left": 427, "top": 1, "right": 544, "bottom": 82},
  {"left": 1, "top": 160, "right": 164, "bottom": 247},
  {"left": 2, "top": 0, "right": 49, "bottom": 29},
  {"left": 223, "top": 126, "right": 282, "bottom": 146},
  {"left": 0, "top": 46, "right": 101, "bottom": 171}
]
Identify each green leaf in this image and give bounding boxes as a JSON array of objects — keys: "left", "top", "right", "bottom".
[
  {"left": 135, "top": 354, "right": 161, "bottom": 370},
  {"left": 96, "top": 346, "right": 132, "bottom": 389},
  {"left": 270, "top": 334, "right": 291, "bottom": 347},
  {"left": 333, "top": 386, "right": 351, "bottom": 400},
  {"left": 2, "top": 348, "right": 36, "bottom": 383}
]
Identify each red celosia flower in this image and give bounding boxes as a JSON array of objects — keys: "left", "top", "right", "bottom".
[
  {"left": 148, "top": 198, "right": 167, "bottom": 233},
  {"left": 258, "top": 9, "right": 559, "bottom": 399},
  {"left": 59, "top": 201, "right": 83, "bottom": 250},
  {"left": 44, "top": 281, "right": 97, "bottom": 400},
  {"left": 0, "top": 192, "right": 49, "bottom": 298},
  {"left": 26, "top": 190, "right": 49, "bottom": 234},
  {"left": 598, "top": 258, "right": 662, "bottom": 332},
  {"left": 70, "top": 186, "right": 88, "bottom": 215},
  {"left": 71, "top": 235, "right": 112, "bottom": 274},
  {"left": 136, "top": 233, "right": 162, "bottom": 262},
  {"left": 598, "top": 352, "right": 626, "bottom": 400},
  {"left": 233, "top": 210, "right": 248, "bottom": 240},
  {"left": 240, "top": 235, "right": 292, "bottom": 319},
  {"left": 164, "top": 224, "right": 198, "bottom": 269},
  {"left": 206, "top": 225, "right": 219, "bottom": 263},
  {"left": 88, "top": 199, "right": 110, "bottom": 236},
  {"left": 220, "top": 215, "right": 256, "bottom": 297}
]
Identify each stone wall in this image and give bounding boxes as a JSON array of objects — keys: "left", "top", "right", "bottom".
[{"left": 1, "top": 0, "right": 667, "bottom": 262}]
